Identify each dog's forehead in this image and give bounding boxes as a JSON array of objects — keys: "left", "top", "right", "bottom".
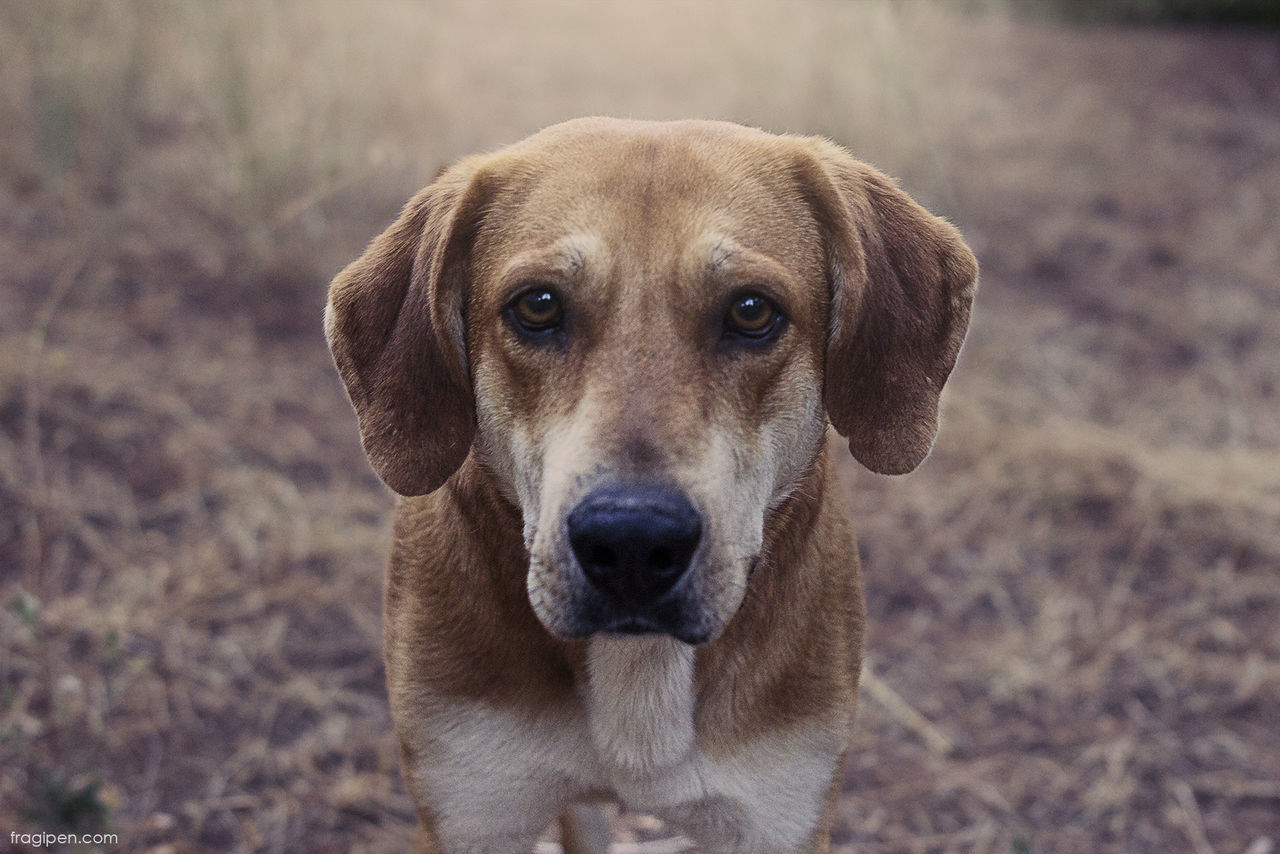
[{"left": 479, "top": 120, "right": 822, "bottom": 278}]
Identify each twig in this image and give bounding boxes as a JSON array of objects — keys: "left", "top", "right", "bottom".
[
  {"left": 1171, "top": 779, "right": 1218, "bottom": 854},
  {"left": 1189, "top": 773, "right": 1280, "bottom": 802},
  {"left": 860, "top": 660, "right": 955, "bottom": 756}
]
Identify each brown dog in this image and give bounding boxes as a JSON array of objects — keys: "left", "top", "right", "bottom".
[{"left": 325, "top": 117, "right": 977, "bottom": 853}]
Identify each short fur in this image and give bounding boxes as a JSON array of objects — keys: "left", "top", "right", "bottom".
[{"left": 326, "top": 118, "right": 977, "bottom": 853}]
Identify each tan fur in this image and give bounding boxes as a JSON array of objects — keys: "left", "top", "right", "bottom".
[{"left": 326, "top": 118, "right": 977, "bottom": 853}]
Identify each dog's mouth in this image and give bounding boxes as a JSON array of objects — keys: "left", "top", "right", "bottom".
[
  {"left": 600, "top": 616, "right": 709, "bottom": 646},
  {"left": 608, "top": 617, "right": 655, "bottom": 635},
  {"left": 547, "top": 579, "right": 713, "bottom": 646}
]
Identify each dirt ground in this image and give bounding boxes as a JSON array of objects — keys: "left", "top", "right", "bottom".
[{"left": 1, "top": 3, "right": 1277, "bottom": 853}]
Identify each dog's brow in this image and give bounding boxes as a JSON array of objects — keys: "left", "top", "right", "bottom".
[
  {"left": 702, "top": 236, "right": 796, "bottom": 294},
  {"left": 708, "top": 236, "right": 734, "bottom": 271},
  {"left": 499, "top": 234, "right": 600, "bottom": 287}
]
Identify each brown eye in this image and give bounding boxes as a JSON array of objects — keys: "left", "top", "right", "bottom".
[
  {"left": 725, "top": 293, "right": 780, "bottom": 339},
  {"left": 509, "top": 288, "right": 563, "bottom": 334}
]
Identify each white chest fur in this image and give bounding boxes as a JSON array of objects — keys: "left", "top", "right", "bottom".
[
  {"left": 584, "top": 635, "right": 697, "bottom": 775},
  {"left": 411, "top": 636, "right": 842, "bottom": 853}
]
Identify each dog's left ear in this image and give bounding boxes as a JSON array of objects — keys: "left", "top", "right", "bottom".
[{"left": 800, "top": 139, "right": 978, "bottom": 475}]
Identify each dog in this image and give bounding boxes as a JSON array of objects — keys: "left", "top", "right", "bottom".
[{"left": 325, "top": 117, "right": 977, "bottom": 853}]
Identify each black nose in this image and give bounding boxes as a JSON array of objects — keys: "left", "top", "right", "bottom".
[{"left": 567, "top": 485, "right": 702, "bottom": 605}]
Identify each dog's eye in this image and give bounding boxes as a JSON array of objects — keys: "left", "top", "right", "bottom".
[
  {"left": 508, "top": 288, "right": 563, "bottom": 334},
  {"left": 725, "top": 293, "right": 781, "bottom": 340}
]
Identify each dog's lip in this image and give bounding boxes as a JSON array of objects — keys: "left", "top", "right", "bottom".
[
  {"left": 605, "top": 617, "right": 665, "bottom": 636},
  {"left": 599, "top": 617, "right": 709, "bottom": 646},
  {"left": 548, "top": 608, "right": 711, "bottom": 645},
  {"left": 609, "top": 618, "right": 651, "bottom": 634}
]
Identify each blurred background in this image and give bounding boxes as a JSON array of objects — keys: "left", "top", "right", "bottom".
[{"left": 1, "top": 1, "right": 1277, "bottom": 852}]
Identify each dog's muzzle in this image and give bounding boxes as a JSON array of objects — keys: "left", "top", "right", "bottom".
[{"left": 564, "top": 483, "right": 707, "bottom": 643}]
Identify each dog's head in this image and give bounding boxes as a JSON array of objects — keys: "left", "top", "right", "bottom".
[{"left": 327, "top": 118, "right": 976, "bottom": 644}]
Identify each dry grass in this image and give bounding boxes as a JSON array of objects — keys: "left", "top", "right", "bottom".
[{"left": 1, "top": 2, "right": 1277, "bottom": 853}]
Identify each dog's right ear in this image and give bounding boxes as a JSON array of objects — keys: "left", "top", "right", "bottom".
[{"left": 325, "top": 161, "right": 490, "bottom": 496}]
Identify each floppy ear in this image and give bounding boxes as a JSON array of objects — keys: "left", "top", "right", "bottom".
[
  {"left": 802, "top": 140, "right": 978, "bottom": 475},
  {"left": 325, "top": 162, "right": 490, "bottom": 496}
]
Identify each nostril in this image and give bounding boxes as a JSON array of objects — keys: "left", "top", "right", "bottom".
[
  {"left": 648, "top": 548, "right": 672, "bottom": 573},
  {"left": 590, "top": 544, "right": 617, "bottom": 570}
]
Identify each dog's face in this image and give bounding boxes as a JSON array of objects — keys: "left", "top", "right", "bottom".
[
  {"left": 326, "top": 118, "right": 977, "bottom": 645},
  {"left": 466, "top": 135, "right": 832, "bottom": 643}
]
